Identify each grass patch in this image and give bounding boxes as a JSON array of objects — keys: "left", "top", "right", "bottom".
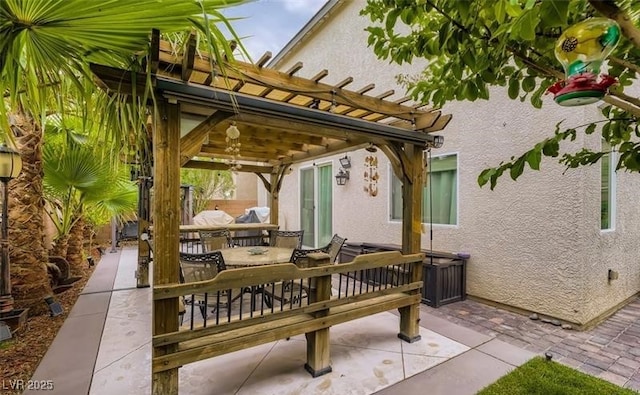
[{"left": 478, "top": 356, "right": 638, "bottom": 395}]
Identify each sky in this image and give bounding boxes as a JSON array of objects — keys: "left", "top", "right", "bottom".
[{"left": 220, "top": 0, "right": 329, "bottom": 62}]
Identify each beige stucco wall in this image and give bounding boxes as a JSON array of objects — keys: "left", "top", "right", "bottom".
[{"left": 269, "top": 0, "right": 640, "bottom": 325}]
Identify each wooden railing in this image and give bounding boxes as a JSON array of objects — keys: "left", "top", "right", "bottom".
[{"left": 152, "top": 251, "right": 424, "bottom": 393}]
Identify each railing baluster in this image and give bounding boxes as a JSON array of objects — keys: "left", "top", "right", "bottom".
[{"left": 203, "top": 293, "right": 208, "bottom": 328}]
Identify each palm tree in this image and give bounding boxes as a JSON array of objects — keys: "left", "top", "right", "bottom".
[
  {"left": 44, "top": 139, "right": 138, "bottom": 272},
  {"left": 0, "top": 0, "right": 247, "bottom": 313}
]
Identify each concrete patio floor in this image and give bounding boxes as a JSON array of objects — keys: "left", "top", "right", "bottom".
[{"left": 28, "top": 247, "right": 538, "bottom": 395}]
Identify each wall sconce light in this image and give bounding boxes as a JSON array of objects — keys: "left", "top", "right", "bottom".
[
  {"left": 365, "top": 143, "right": 378, "bottom": 153},
  {"left": 335, "top": 168, "right": 349, "bottom": 186},
  {"left": 426, "top": 135, "right": 444, "bottom": 149},
  {"left": 339, "top": 155, "right": 351, "bottom": 169}
]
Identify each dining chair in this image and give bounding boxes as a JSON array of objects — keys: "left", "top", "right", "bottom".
[
  {"left": 321, "top": 234, "right": 347, "bottom": 263},
  {"left": 269, "top": 230, "right": 304, "bottom": 249},
  {"left": 262, "top": 247, "right": 319, "bottom": 308},
  {"left": 199, "top": 229, "right": 234, "bottom": 252},
  {"left": 179, "top": 251, "right": 244, "bottom": 320}
]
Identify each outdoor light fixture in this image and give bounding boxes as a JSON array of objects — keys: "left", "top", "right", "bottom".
[
  {"left": 339, "top": 155, "right": 351, "bottom": 169},
  {"left": 44, "top": 296, "right": 63, "bottom": 317},
  {"left": 426, "top": 135, "right": 444, "bottom": 149},
  {"left": 0, "top": 321, "right": 11, "bottom": 342},
  {"left": 335, "top": 168, "right": 349, "bottom": 186},
  {"left": 0, "top": 144, "right": 22, "bottom": 314},
  {"left": 365, "top": 143, "right": 378, "bottom": 153}
]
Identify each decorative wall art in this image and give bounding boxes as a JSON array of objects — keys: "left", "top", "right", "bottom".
[{"left": 364, "top": 155, "right": 379, "bottom": 197}]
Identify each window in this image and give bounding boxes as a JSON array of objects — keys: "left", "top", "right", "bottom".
[
  {"left": 601, "top": 141, "right": 615, "bottom": 230},
  {"left": 391, "top": 153, "right": 457, "bottom": 225}
]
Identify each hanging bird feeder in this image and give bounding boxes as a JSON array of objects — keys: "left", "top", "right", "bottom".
[{"left": 547, "top": 18, "right": 621, "bottom": 106}]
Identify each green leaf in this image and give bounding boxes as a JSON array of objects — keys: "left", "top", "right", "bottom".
[
  {"left": 452, "top": 62, "right": 463, "bottom": 80},
  {"left": 400, "top": 7, "right": 415, "bottom": 25},
  {"left": 462, "top": 49, "right": 475, "bottom": 69},
  {"left": 515, "top": 10, "right": 539, "bottom": 41},
  {"left": 540, "top": 0, "right": 568, "bottom": 27},
  {"left": 478, "top": 168, "right": 495, "bottom": 187},
  {"left": 510, "top": 157, "right": 525, "bottom": 180},
  {"left": 495, "top": 0, "right": 506, "bottom": 24},
  {"left": 386, "top": 8, "right": 400, "bottom": 32},
  {"left": 464, "top": 81, "right": 478, "bottom": 101},
  {"left": 438, "top": 22, "right": 450, "bottom": 50},
  {"left": 542, "top": 140, "right": 560, "bottom": 157},
  {"left": 505, "top": 1, "right": 522, "bottom": 17},
  {"left": 458, "top": 0, "right": 471, "bottom": 20},
  {"left": 508, "top": 77, "right": 520, "bottom": 99},
  {"left": 619, "top": 142, "right": 634, "bottom": 152},
  {"left": 491, "top": 167, "right": 505, "bottom": 190},
  {"left": 526, "top": 149, "right": 541, "bottom": 170},
  {"left": 585, "top": 123, "right": 597, "bottom": 135},
  {"left": 522, "top": 76, "right": 536, "bottom": 92}
]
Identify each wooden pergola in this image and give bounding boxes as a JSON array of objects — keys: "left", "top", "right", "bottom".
[{"left": 90, "top": 31, "right": 451, "bottom": 394}]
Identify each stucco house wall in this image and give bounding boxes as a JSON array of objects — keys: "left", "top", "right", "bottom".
[{"left": 264, "top": 0, "right": 640, "bottom": 326}]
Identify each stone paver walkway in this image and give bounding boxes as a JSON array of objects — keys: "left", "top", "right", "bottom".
[{"left": 425, "top": 298, "right": 640, "bottom": 391}]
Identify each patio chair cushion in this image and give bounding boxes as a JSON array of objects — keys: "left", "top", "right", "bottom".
[
  {"left": 199, "top": 229, "right": 234, "bottom": 252},
  {"left": 269, "top": 230, "right": 304, "bottom": 249}
]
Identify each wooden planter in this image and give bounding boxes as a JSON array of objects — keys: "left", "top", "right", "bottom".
[
  {"left": 339, "top": 242, "right": 468, "bottom": 308},
  {"left": 0, "top": 308, "right": 29, "bottom": 333}
]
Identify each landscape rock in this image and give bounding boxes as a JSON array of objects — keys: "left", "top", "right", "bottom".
[{"left": 529, "top": 313, "right": 539, "bottom": 320}]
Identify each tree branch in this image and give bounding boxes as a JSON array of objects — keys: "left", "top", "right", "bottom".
[
  {"left": 602, "top": 95, "right": 640, "bottom": 117},
  {"left": 609, "top": 56, "right": 640, "bottom": 75}
]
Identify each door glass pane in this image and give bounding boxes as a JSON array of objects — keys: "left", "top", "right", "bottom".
[
  {"left": 317, "top": 164, "right": 333, "bottom": 247},
  {"left": 300, "top": 168, "right": 315, "bottom": 246}
]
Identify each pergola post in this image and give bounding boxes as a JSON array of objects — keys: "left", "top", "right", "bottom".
[
  {"left": 398, "top": 143, "right": 424, "bottom": 343},
  {"left": 304, "top": 253, "right": 332, "bottom": 377},
  {"left": 152, "top": 99, "right": 181, "bottom": 395},
  {"left": 269, "top": 171, "right": 279, "bottom": 227}
]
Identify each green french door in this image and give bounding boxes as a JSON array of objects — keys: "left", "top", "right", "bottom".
[{"left": 300, "top": 163, "right": 332, "bottom": 248}]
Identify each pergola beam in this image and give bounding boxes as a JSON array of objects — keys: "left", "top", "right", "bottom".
[
  {"left": 179, "top": 110, "right": 233, "bottom": 166},
  {"left": 183, "top": 160, "right": 273, "bottom": 174},
  {"left": 157, "top": 78, "right": 438, "bottom": 146}
]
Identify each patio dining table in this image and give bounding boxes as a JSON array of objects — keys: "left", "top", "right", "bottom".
[{"left": 221, "top": 246, "right": 293, "bottom": 268}]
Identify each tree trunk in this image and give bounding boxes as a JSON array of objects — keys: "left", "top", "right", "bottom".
[
  {"left": 9, "top": 110, "right": 51, "bottom": 315},
  {"left": 50, "top": 234, "right": 69, "bottom": 258},
  {"left": 66, "top": 216, "right": 86, "bottom": 274}
]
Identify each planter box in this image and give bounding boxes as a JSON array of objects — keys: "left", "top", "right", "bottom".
[
  {"left": 339, "top": 242, "right": 468, "bottom": 308},
  {"left": 0, "top": 308, "right": 29, "bottom": 333},
  {"left": 422, "top": 258, "right": 467, "bottom": 307}
]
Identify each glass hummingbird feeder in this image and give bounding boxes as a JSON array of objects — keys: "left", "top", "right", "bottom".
[{"left": 547, "top": 18, "right": 621, "bottom": 106}]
